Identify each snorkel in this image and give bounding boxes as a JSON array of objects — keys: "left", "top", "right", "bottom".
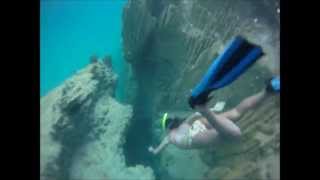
[{"left": 161, "top": 113, "right": 168, "bottom": 131}]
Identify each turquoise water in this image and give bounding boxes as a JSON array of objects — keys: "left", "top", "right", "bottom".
[
  {"left": 40, "top": 0, "right": 127, "bottom": 100},
  {"left": 40, "top": 1, "right": 280, "bottom": 180}
]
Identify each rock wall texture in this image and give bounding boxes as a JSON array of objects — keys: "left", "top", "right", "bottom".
[
  {"left": 122, "top": 0, "right": 279, "bottom": 111},
  {"left": 122, "top": 0, "right": 280, "bottom": 179},
  {"left": 201, "top": 95, "right": 280, "bottom": 180},
  {"left": 40, "top": 62, "right": 155, "bottom": 180}
]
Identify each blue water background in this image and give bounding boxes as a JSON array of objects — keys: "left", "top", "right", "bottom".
[{"left": 40, "top": 0, "right": 127, "bottom": 101}]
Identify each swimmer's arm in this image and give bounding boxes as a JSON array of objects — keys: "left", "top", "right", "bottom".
[
  {"left": 195, "top": 105, "right": 242, "bottom": 141},
  {"left": 149, "top": 136, "right": 170, "bottom": 155}
]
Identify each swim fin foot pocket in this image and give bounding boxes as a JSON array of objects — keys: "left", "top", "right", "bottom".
[
  {"left": 266, "top": 76, "right": 280, "bottom": 93},
  {"left": 188, "top": 90, "right": 213, "bottom": 109}
]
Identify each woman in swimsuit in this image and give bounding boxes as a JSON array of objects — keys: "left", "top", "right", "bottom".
[{"left": 148, "top": 87, "right": 273, "bottom": 155}]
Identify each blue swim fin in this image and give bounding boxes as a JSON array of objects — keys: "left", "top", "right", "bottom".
[
  {"left": 266, "top": 76, "right": 280, "bottom": 93},
  {"left": 189, "top": 36, "right": 264, "bottom": 108}
]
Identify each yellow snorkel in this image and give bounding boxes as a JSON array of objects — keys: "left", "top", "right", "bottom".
[{"left": 161, "top": 113, "right": 168, "bottom": 131}]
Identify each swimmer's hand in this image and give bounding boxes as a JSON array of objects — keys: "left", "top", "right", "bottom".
[{"left": 148, "top": 146, "right": 156, "bottom": 154}]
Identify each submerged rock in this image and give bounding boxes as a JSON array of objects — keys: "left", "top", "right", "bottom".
[{"left": 40, "top": 62, "right": 155, "bottom": 180}]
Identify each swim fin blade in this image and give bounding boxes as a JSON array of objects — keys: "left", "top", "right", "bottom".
[{"left": 189, "top": 36, "right": 264, "bottom": 108}]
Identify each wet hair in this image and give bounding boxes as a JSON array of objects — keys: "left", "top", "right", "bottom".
[{"left": 166, "top": 116, "right": 184, "bottom": 130}]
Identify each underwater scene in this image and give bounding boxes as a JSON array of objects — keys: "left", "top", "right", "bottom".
[{"left": 40, "top": 0, "right": 280, "bottom": 180}]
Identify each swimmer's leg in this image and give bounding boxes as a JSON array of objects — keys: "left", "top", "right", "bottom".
[
  {"left": 219, "top": 89, "right": 269, "bottom": 122},
  {"left": 196, "top": 105, "right": 242, "bottom": 140}
]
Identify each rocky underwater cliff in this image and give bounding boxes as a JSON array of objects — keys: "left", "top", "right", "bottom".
[
  {"left": 121, "top": 0, "right": 280, "bottom": 179},
  {"left": 40, "top": 61, "right": 155, "bottom": 180}
]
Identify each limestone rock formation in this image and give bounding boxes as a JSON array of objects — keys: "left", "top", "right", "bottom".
[{"left": 40, "top": 62, "right": 155, "bottom": 180}]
